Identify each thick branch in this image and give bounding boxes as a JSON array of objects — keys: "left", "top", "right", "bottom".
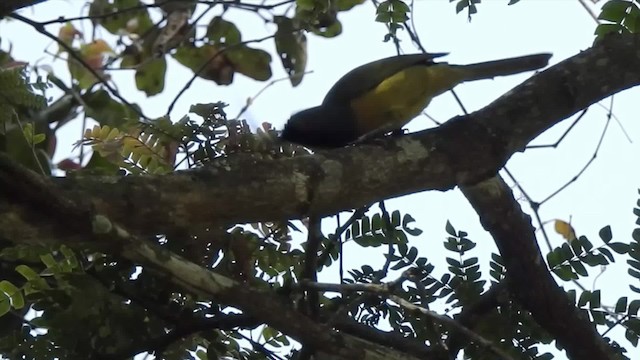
[
  {"left": 36, "top": 33, "right": 640, "bottom": 236},
  {"left": 461, "top": 176, "right": 616, "bottom": 359},
  {"left": 0, "top": 153, "right": 422, "bottom": 360},
  {"left": 0, "top": 0, "right": 46, "bottom": 17}
]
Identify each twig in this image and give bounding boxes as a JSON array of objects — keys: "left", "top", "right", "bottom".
[
  {"left": 39, "top": 1, "right": 169, "bottom": 25},
  {"left": 538, "top": 110, "right": 611, "bottom": 206},
  {"left": 166, "top": 34, "right": 275, "bottom": 115},
  {"left": 9, "top": 13, "right": 148, "bottom": 120},
  {"left": 235, "top": 72, "right": 313, "bottom": 119},
  {"left": 577, "top": 0, "right": 600, "bottom": 24},
  {"left": 526, "top": 108, "right": 588, "bottom": 149},
  {"left": 316, "top": 206, "right": 371, "bottom": 268},
  {"left": 389, "top": 294, "right": 514, "bottom": 360},
  {"left": 301, "top": 276, "right": 512, "bottom": 360}
]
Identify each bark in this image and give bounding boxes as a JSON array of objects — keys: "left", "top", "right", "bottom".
[
  {"left": 0, "top": 0, "right": 46, "bottom": 17},
  {"left": 462, "top": 177, "right": 617, "bottom": 359},
  {"left": 39, "top": 32, "right": 640, "bottom": 237}
]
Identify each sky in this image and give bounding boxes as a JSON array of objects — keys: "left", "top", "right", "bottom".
[{"left": 2, "top": 0, "right": 640, "bottom": 359}]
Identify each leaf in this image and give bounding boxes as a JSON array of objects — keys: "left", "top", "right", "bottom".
[
  {"left": 402, "top": 214, "right": 423, "bottom": 236},
  {"left": 334, "top": 0, "right": 365, "bottom": 11},
  {"left": 598, "top": 0, "right": 631, "bottom": 23},
  {"left": 406, "top": 246, "right": 418, "bottom": 262},
  {"left": 173, "top": 44, "right": 234, "bottom": 85},
  {"left": 554, "top": 264, "right": 578, "bottom": 281},
  {"left": 554, "top": 219, "right": 576, "bottom": 242},
  {"left": 227, "top": 46, "right": 272, "bottom": 82},
  {"left": 83, "top": 89, "right": 141, "bottom": 127},
  {"left": 599, "top": 225, "right": 613, "bottom": 243},
  {"left": 134, "top": 57, "right": 167, "bottom": 96},
  {"left": 15, "top": 264, "right": 40, "bottom": 281},
  {"left": 590, "top": 290, "right": 601, "bottom": 308},
  {"left": 207, "top": 16, "right": 242, "bottom": 45},
  {"left": 0, "top": 292, "right": 9, "bottom": 317},
  {"left": 0, "top": 281, "right": 23, "bottom": 309},
  {"left": 274, "top": 16, "right": 308, "bottom": 86},
  {"left": 608, "top": 242, "right": 630, "bottom": 254},
  {"left": 570, "top": 260, "right": 588, "bottom": 277},
  {"left": 628, "top": 299, "right": 640, "bottom": 315},
  {"left": 89, "top": 0, "right": 154, "bottom": 35},
  {"left": 615, "top": 297, "right": 628, "bottom": 313},
  {"left": 578, "top": 291, "right": 592, "bottom": 307},
  {"left": 445, "top": 220, "right": 456, "bottom": 236}
]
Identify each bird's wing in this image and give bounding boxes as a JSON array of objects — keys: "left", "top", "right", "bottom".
[{"left": 322, "top": 52, "right": 449, "bottom": 106}]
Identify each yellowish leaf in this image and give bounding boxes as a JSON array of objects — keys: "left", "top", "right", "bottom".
[{"left": 554, "top": 219, "right": 577, "bottom": 242}]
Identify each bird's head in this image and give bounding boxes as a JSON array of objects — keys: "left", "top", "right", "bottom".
[{"left": 281, "top": 104, "right": 359, "bottom": 149}]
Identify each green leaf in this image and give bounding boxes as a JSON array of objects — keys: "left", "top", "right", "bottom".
[
  {"left": 406, "top": 246, "right": 418, "bottom": 262},
  {"left": 351, "top": 221, "right": 361, "bottom": 239},
  {"left": 600, "top": 247, "right": 615, "bottom": 262},
  {"left": 15, "top": 264, "right": 40, "bottom": 281},
  {"left": 335, "top": 0, "right": 365, "bottom": 11},
  {"left": 628, "top": 299, "right": 640, "bottom": 315},
  {"left": 598, "top": 0, "right": 631, "bottom": 23},
  {"left": 0, "top": 292, "right": 10, "bottom": 317},
  {"left": 402, "top": 214, "right": 423, "bottom": 236},
  {"left": 578, "top": 291, "right": 592, "bottom": 307},
  {"left": 456, "top": 0, "right": 468, "bottom": 14},
  {"left": 83, "top": 89, "right": 141, "bottom": 127},
  {"left": 554, "top": 264, "right": 578, "bottom": 281},
  {"left": 446, "top": 258, "right": 461, "bottom": 268},
  {"left": 599, "top": 225, "right": 613, "bottom": 243},
  {"left": 608, "top": 242, "right": 630, "bottom": 254},
  {"left": 207, "top": 16, "right": 242, "bottom": 45},
  {"left": 391, "top": 210, "right": 401, "bottom": 227},
  {"left": 274, "top": 16, "right": 308, "bottom": 86},
  {"left": 594, "top": 23, "right": 625, "bottom": 37},
  {"left": 0, "top": 281, "right": 23, "bottom": 309},
  {"left": 615, "top": 296, "right": 628, "bottom": 313},
  {"left": 296, "top": 0, "right": 315, "bottom": 11},
  {"left": 89, "top": 0, "right": 154, "bottom": 35},
  {"left": 134, "top": 57, "right": 167, "bottom": 96},
  {"left": 445, "top": 220, "right": 456, "bottom": 236},
  {"left": 590, "top": 309, "right": 606, "bottom": 325},
  {"left": 570, "top": 260, "right": 588, "bottom": 277},
  {"left": 173, "top": 44, "right": 234, "bottom": 84},
  {"left": 362, "top": 215, "right": 371, "bottom": 235},
  {"left": 391, "top": 260, "right": 410, "bottom": 271},
  {"left": 312, "top": 19, "right": 343, "bottom": 38},
  {"left": 590, "top": 290, "right": 601, "bottom": 308}
]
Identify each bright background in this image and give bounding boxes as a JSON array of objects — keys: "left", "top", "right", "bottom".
[{"left": 2, "top": 0, "right": 639, "bottom": 359}]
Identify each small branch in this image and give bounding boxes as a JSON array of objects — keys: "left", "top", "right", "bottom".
[
  {"left": 9, "top": 13, "right": 148, "bottom": 120},
  {"left": 461, "top": 175, "right": 616, "bottom": 359},
  {"left": 389, "top": 294, "right": 514, "bottom": 360},
  {"left": 97, "top": 313, "right": 259, "bottom": 360},
  {"left": 302, "top": 276, "right": 512, "bottom": 360},
  {"left": 0, "top": 0, "right": 45, "bottom": 17},
  {"left": 166, "top": 34, "right": 275, "bottom": 115}
]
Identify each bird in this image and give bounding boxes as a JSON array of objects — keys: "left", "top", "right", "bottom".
[{"left": 280, "top": 52, "right": 552, "bottom": 148}]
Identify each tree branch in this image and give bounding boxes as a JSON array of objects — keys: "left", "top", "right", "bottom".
[
  {"left": 461, "top": 176, "right": 616, "bottom": 359},
  {"left": 0, "top": 0, "right": 46, "bottom": 17},
  {"left": 27, "top": 32, "right": 640, "bottom": 237},
  {"left": 0, "top": 153, "right": 422, "bottom": 360}
]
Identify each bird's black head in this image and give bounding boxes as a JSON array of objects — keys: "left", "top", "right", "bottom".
[{"left": 281, "top": 105, "right": 359, "bottom": 149}]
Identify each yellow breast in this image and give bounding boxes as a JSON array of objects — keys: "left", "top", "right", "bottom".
[{"left": 349, "top": 64, "right": 467, "bottom": 134}]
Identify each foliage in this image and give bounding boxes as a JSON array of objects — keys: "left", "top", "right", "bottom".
[
  {"left": 596, "top": 0, "right": 640, "bottom": 40},
  {"left": 0, "top": 0, "right": 637, "bottom": 359}
]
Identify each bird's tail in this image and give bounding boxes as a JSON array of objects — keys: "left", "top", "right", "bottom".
[{"left": 456, "top": 53, "right": 552, "bottom": 81}]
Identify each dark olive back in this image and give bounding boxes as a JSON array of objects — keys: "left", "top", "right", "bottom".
[{"left": 322, "top": 53, "right": 448, "bottom": 106}]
